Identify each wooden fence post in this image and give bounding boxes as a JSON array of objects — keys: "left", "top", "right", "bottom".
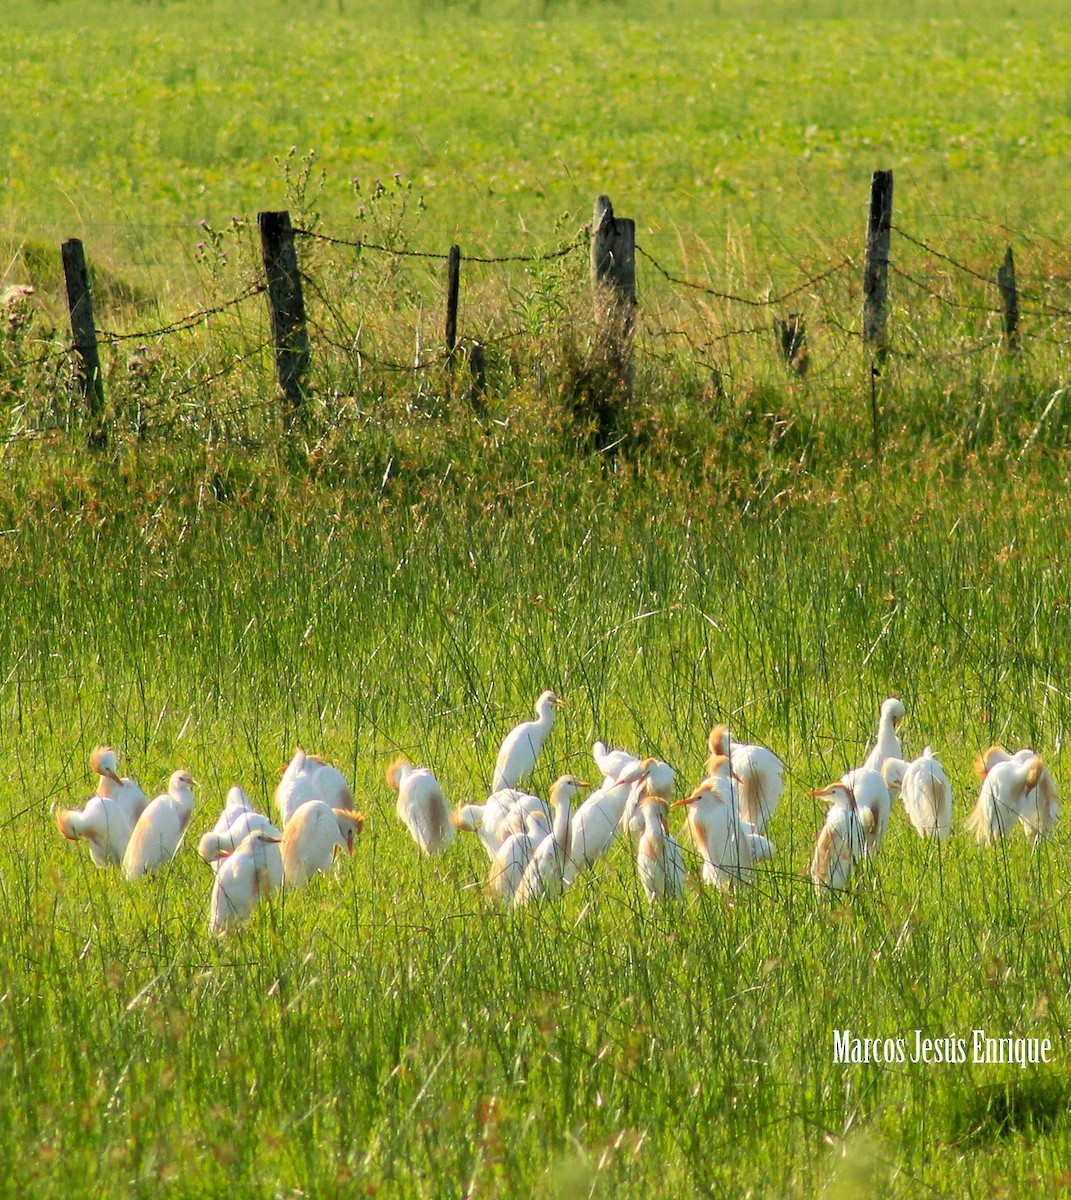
[
  {"left": 591, "top": 193, "right": 636, "bottom": 390},
  {"left": 774, "top": 313, "right": 809, "bottom": 377},
  {"left": 60, "top": 238, "right": 106, "bottom": 448},
  {"left": 445, "top": 244, "right": 461, "bottom": 372},
  {"left": 863, "top": 169, "right": 894, "bottom": 366},
  {"left": 258, "top": 210, "right": 310, "bottom": 428},
  {"left": 997, "top": 246, "right": 1020, "bottom": 356}
]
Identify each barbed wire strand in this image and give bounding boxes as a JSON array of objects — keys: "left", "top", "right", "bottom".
[
  {"left": 293, "top": 226, "right": 587, "bottom": 265},
  {"left": 635, "top": 245, "right": 855, "bottom": 308},
  {"left": 96, "top": 280, "right": 265, "bottom": 344}
]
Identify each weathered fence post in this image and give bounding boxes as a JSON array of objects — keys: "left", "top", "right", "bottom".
[
  {"left": 61, "top": 238, "right": 106, "bottom": 448},
  {"left": 445, "top": 244, "right": 461, "bottom": 372},
  {"left": 863, "top": 169, "right": 894, "bottom": 366},
  {"left": 997, "top": 246, "right": 1020, "bottom": 356},
  {"left": 258, "top": 210, "right": 310, "bottom": 428},
  {"left": 774, "top": 313, "right": 809, "bottom": 377},
  {"left": 591, "top": 193, "right": 636, "bottom": 389}
]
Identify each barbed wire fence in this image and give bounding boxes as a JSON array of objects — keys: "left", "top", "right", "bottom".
[{"left": 5, "top": 169, "right": 1071, "bottom": 452}]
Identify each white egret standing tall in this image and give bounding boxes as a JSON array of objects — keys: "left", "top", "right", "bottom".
[
  {"left": 513, "top": 775, "right": 587, "bottom": 906},
  {"left": 491, "top": 691, "right": 565, "bottom": 791},
  {"left": 636, "top": 793, "right": 686, "bottom": 903},
  {"left": 809, "top": 781, "right": 866, "bottom": 893},
  {"left": 862, "top": 697, "right": 906, "bottom": 773},
  {"left": 673, "top": 755, "right": 752, "bottom": 892}
]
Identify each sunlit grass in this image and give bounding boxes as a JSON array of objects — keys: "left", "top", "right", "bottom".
[{"left": 0, "top": 439, "right": 1070, "bottom": 1195}]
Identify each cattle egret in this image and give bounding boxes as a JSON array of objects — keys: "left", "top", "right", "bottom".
[
  {"left": 1017, "top": 757, "right": 1060, "bottom": 843},
  {"left": 55, "top": 793, "right": 134, "bottom": 868},
  {"left": 706, "top": 725, "right": 784, "bottom": 833},
  {"left": 966, "top": 751, "right": 1045, "bottom": 844},
  {"left": 882, "top": 748, "right": 953, "bottom": 840},
  {"left": 90, "top": 745, "right": 148, "bottom": 825},
  {"left": 212, "top": 784, "right": 257, "bottom": 833},
  {"left": 452, "top": 802, "right": 507, "bottom": 860},
  {"left": 387, "top": 757, "right": 454, "bottom": 855},
  {"left": 974, "top": 745, "right": 1061, "bottom": 843},
  {"left": 673, "top": 755, "right": 752, "bottom": 892},
  {"left": 841, "top": 766, "right": 892, "bottom": 858},
  {"left": 491, "top": 690, "right": 565, "bottom": 791},
  {"left": 274, "top": 748, "right": 355, "bottom": 828},
  {"left": 513, "top": 775, "right": 587, "bottom": 906},
  {"left": 809, "top": 781, "right": 866, "bottom": 893},
  {"left": 488, "top": 809, "right": 550, "bottom": 904},
  {"left": 621, "top": 759, "right": 676, "bottom": 846},
  {"left": 199, "top": 809, "right": 282, "bottom": 870},
  {"left": 123, "top": 770, "right": 199, "bottom": 880},
  {"left": 862, "top": 697, "right": 906, "bottom": 773},
  {"left": 208, "top": 829, "right": 283, "bottom": 935},
  {"left": 636, "top": 795, "right": 686, "bottom": 902},
  {"left": 592, "top": 740, "right": 640, "bottom": 788},
  {"left": 565, "top": 757, "right": 654, "bottom": 883},
  {"left": 280, "top": 799, "right": 364, "bottom": 888}
]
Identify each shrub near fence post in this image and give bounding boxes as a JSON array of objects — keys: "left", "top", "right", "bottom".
[
  {"left": 60, "top": 238, "right": 106, "bottom": 449},
  {"left": 258, "top": 210, "right": 311, "bottom": 429}
]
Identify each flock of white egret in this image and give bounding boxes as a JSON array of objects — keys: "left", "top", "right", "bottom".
[{"left": 54, "top": 690, "right": 1060, "bottom": 933}]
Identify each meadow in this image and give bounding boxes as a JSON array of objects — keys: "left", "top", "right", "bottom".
[{"left": 3, "top": 0, "right": 1071, "bottom": 1196}]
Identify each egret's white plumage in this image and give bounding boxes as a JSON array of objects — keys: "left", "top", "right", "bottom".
[
  {"left": 862, "top": 697, "right": 906, "bottom": 773},
  {"left": 199, "top": 809, "right": 282, "bottom": 870},
  {"left": 966, "top": 750, "right": 1044, "bottom": 844},
  {"left": 883, "top": 748, "right": 953, "bottom": 840},
  {"left": 513, "top": 775, "right": 587, "bottom": 906},
  {"left": 674, "top": 755, "right": 752, "bottom": 892},
  {"left": 975, "top": 745, "right": 1062, "bottom": 843},
  {"left": 1017, "top": 757, "right": 1060, "bottom": 843},
  {"left": 564, "top": 757, "right": 654, "bottom": 883},
  {"left": 90, "top": 745, "right": 148, "bottom": 826},
  {"left": 706, "top": 725, "right": 784, "bottom": 834},
  {"left": 621, "top": 759, "right": 676, "bottom": 846},
  {"left": 592, "top": 740, "right": 640, "bottom": 788},
  {"left": 488, "top": 809, "right": 550, "bottom": 904},
  {"left": 491, "top": 690, "right": 565, "bottom": 792},
  {"left": 841, "top": 766, "right": 892, "bottom": 858},
  {"left": 274, "top": 748, "right": 355, "bottom": 829},
  {"left": 387, "top": 757, "right": 454, "bottom": 855},
  {"left": 636, "top": 796, "right": 686, "bottom": 903},
  {"left": 280, "top": 799, "right": 364, "bottom": 888},
  {"left": 212, "top": 784, "right": 257, "bottom": 834},
  {"left": 451, "top": 802, "right": 507, "bottom": 861},
  {"left": 809, "top": 782, "right": 866, "bottom": 893},
  {"left": 123, "top": 770, "right": 198, "bottom": 880},
  {"left": 208, "top": 829, "right": 283, "bottom": 935},
  {"left": 55, "top": 793, "right": 134, "bottom": 868}
]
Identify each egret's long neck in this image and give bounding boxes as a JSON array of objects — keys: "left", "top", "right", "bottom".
[
  {"left": 553, "top": 796, "right": 572, "bottom": 860},
  {"left": 642, "top": 804, "right": 663, "bottom": 845},
  {"left": 172, "top": 785, "right": 195, "bottom": 820}
]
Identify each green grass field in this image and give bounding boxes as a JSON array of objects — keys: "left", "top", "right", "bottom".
[{"left": 3, "top": 2, "right": 1071, "bottom": 1196}]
